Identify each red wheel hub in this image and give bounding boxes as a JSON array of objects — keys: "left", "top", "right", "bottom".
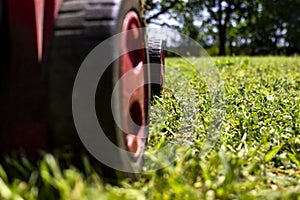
[{"left": 120, "top": 11, "right": 146, "bottom": 158}]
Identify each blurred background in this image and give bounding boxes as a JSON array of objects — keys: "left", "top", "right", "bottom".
[{"left": 145, "top": 0, "right": 300, "bottom": 56}]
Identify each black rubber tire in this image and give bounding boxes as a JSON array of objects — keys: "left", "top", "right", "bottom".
[
  {"left": 148, "top": 38, "right": 165, "bottom": 96},
  {"left": 46, "top": 0, "right": 119, "bottom": 147},
  {"left": 46, "top": 0, "right": 149, "bottom": 179},
  {"left": 0, "top": 0, "right": 2, "bottom": 28}
]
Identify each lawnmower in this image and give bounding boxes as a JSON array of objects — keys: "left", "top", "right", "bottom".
[{"left": 0, "top": 0, "right": 165, "bottom": 178}]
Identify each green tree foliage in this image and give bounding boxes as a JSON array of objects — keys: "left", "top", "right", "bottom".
[
  {"left": 254, "top": 0, "right": 300, "bottom": 55},
  {"left": 145, "top": 0, "right": 185, "bottom": 26},
  {"left": 145, "top": 0, "right": 300, "bottom": 55},
  {"left": 188, "top": 0, "right": 255, "bottom": 55}
]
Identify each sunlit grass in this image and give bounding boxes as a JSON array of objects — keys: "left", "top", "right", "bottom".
[{"left": 0, "top": 57, "right": 299, "bottom": 199}]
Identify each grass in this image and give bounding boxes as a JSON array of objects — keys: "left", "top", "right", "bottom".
[{"left": 0, "top": 57, "right": 299, "bottom": 199}]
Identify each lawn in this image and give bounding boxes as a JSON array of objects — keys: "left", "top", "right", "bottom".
[{"left": 0, "top": 57, "right": 299, "bottom": 199}]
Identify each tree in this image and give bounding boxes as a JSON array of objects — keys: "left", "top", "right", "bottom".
[
  {"left": 145, "top": 0, "right": 300, "bottom": 55},
  {"left": 145, "top": 0, "right": 184, "bottom": 25},
  {"left": 187, "top": 0, "right": 262, "bottom": 55},
  {"left": 259, "top": 0, "right": 300, "bottom": 54}
]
